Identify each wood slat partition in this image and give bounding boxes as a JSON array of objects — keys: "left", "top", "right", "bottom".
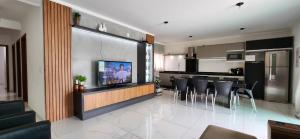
[{"left": 44, "top": 0, "right": 72, "bottom": 121}]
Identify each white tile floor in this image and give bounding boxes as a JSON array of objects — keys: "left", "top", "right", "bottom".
[{"left": 49, "top": 90, "right": 299, "bottom": 139}]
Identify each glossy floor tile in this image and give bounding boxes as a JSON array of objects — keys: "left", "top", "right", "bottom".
[{"left": 52, "top": 90, "right": 300, "bottom": 139}]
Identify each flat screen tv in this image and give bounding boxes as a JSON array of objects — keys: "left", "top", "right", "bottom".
[{"left": 97, "top": 60, "right": 132, "bottom": 87}]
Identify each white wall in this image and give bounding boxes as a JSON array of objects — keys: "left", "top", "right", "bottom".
[
  {"left": 72, "top": 28, "right": 138, "bottom": 88},
  {"left": 0, "top": 47, "right": 5, "bottom": 87},
  {"left": 0, "top": 34, "right": 11, "bottom": 45},
  {"left": 293, "top": 21, "right": 300, "bottom": 112},
  {"left": 20, "top": 5, "right": 45, "bottom": 119}
]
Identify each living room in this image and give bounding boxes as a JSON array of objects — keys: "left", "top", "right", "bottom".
[{"left": 1, "top": 0, "right": 300, "bottom": 139}]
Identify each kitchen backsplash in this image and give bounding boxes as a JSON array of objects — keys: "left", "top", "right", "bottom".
[{"left": 198, "top": 59, "right": 244, "bottom": 72}]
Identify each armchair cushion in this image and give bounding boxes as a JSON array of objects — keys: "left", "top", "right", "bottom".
[
  {"left": 0, "top": 111, "right": 36, "bottom": 130},
  {"left": 0, "top": 121, "right": 51, "bottom": 139},
  {"left": 0, "top": 100, "right": 25, "bottom": 116},
  {"left": 200, "top": 125, "right": 257, "bottom": 139}
]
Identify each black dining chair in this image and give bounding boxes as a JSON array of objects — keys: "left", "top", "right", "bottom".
[
  {"left": 192, "top": 79, "right": 210, "bottom": 107},
  {"left": 174, "top": 78, "right": 189, "bottom": 103},
  {"left": 207, "top": 77, "right": 220, "bottom": 94},
  {"left": 236, "top": 81, "right": 258, "bottom": 111},
  {"left": 214, "top": 81, "right": 234, "bottom": 110},
  {"left": 193, "top": 76, "right": 208, "bottom": 80},
  {"left": 223, "top": 78, "right": 239, "bottom": 82},
  {"left": 170, "top": 76, "right": 176, "bottom": 90}
]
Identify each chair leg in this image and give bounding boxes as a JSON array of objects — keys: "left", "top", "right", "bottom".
[
  {"left": 230, "top": 99, "right": 232, "bottom": 110},
  {"left": 232, "top": 92, "right": 237, "bottom": 110},
  {"left": 237, "top": 94, "right": 240, "bottom": 105},
  {"left": 251, "top": 98, "right": 257, "bottom": 112},
  {"left": 248, "top": 90, "right": 257, "bottom": 112},
  {"left": 211, "top": 94, "right": 214, "bottom": 110},
  {"left": 173, "top": 90, "right": 176, "bottom": 101},
  {"left": 186, "top": 92, "right": 188, "bottom": 104},
  {"left": 194, "top": 90, "right": 197, "bottom": 103},
  {"left": 205, "top": 95, "right": 208, "bottom": 109}
]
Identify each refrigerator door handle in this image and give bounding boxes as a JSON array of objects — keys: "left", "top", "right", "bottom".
[
  {"left": 269, "top": 53, "right": 277, "bottom": 80},
  {"left": 269, "top": 54, "right": 272, "bottom": 80}
]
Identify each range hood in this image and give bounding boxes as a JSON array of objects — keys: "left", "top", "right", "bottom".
[{"left": 186, "top": 47, "right": 197, "bottom": 59}]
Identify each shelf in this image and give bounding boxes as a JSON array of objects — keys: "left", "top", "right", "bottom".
[{"left": 72, "top": 25, "right": 143, "bottom": 43}]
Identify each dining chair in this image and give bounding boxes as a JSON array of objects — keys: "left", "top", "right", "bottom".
[
  {"left": 214, "top": 81, "right": 234, "bottom": 110},
  {"left": 174, "top": 78, "right": 189, "bottom": 103},
  {"left": 170, "top": 76, "right": 176, "bottom": 90},
  {"left": 236, "top": 81, "right": 258, "bottom": 111},
  {"left": 192, "top": 78, "right": 210, "bottom": 107},
  {"left": 223, "top": 78, "right": 239, "bottom": 82},
  {"left": 193, "top": 76, "right": 208, "bottom": 80}
]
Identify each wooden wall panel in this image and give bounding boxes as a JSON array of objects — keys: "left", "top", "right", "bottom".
[{"left": 44, "top": 0, "right": 72, "bottom": 121}]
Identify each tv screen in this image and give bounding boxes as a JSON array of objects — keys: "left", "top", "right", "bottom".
[{"left": 98, "top": 60, "right": 132, "bottom": 87}]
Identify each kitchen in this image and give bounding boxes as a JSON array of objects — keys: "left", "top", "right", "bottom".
[{"left": 159, "top": 37, "right": 293, "bottom": 103}]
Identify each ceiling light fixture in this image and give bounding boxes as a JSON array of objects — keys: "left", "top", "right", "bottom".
[{"left": 235, "top": 2, "right": 244, "bottom": 7}]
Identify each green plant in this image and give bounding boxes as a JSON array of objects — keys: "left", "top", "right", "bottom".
[
  {"left": 75, "top": 75, "right": 87, "bottom": 84},
  {"left": 73, "top": 12, "right": 81, "bottom": 18},
  {"left": 154, "top": 76, "right": 161, "bottom": 83},
  {"left": 154, "top": 76, "right": 161, "bottom": 89}
]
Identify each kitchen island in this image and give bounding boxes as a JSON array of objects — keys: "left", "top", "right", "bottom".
[{"left": 159, "top": 71, "right": 244, "bottom": 88}]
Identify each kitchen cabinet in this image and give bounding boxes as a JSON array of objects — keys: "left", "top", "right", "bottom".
[
  {"left": 246, "top": 37, "right": 293, "bottom": 50},
  {"left": 164, "top": 55, "right": 186, "bottom": 71},
  {"left": 197, "top": 42, "right": 245, "bottom": 59}
]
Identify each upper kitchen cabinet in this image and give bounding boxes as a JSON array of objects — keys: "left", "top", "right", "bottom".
[
  {"left": 246, "top": 37, "right": 293, "bottom": 50},
  {"left": 197, "top": 42, "right": 245, "bottom": 59},
  {"left": 164, "top": 55, "right": 186, "bottom": 71}
]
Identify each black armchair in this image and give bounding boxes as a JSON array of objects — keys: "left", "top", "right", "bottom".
[
  {"left": 0, "top": 111, "right": 36, "bottom": 130},
  {"left": 0, "top": 121, "right": 51, "bottom": 139},
  {"left": 0, "top": 100, "right": 25, "bottom": 117}
]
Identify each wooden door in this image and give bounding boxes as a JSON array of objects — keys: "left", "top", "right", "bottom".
[
  {"left": 21, "top": 34, "right": 28, "bottom": 102},
  {"left": 16, "top": 39, "right": 22, "bottom": 97},
  {"left": 12, "top": 44, "right": 16, "bottom": 92}
]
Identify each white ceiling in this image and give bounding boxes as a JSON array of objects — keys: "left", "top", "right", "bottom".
[
  {"left": 0, "top": 0, "right": 38, "bottom": 22},
  {"left": 59, "top": 0, "right": 300, "bottom": 43}
]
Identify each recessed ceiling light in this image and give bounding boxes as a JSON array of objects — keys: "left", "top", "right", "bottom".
[
  {"left": 235, "top": 2, "right": 244, "bottom": 7},
  {"left": 163, "top": 21, "right": 169, "bottom": 24},
  {"left": 240, "top": 28, "right": 246, "bottom": 31}
]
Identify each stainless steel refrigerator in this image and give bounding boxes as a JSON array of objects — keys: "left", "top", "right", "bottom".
[{"left": 265, "top": 51, "right": 289, "bottom": 102}]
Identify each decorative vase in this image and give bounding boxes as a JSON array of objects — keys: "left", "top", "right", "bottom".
[{"left": 79, "top": 85, "right": 85, "bottom": 92}]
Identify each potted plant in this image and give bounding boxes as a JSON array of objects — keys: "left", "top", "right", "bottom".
[
  {"left": 73, "top": 12, "right": 81, "bottom": 25},
  {"left": 155, "top": 76, "right": 162, "bottom": 95},
  {"left": 75, "top": 75, "right": 87, "bottom": 92}
]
